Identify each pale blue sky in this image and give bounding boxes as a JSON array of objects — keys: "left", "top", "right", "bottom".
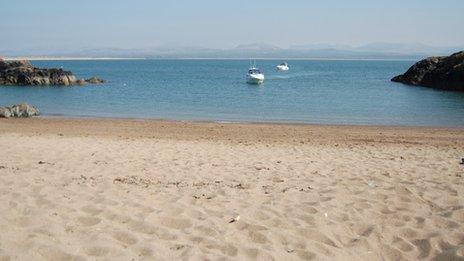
[{"left": 1, "top": 0, "right": 463, "bottom": 51}]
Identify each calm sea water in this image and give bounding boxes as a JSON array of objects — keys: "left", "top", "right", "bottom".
[{"left": 1, "top": 59, "right": 464, "bottom": 126}]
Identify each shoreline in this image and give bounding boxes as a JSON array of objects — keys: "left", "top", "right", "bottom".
[
  {"left": 20, "top": 114, "right": 464, "bottom": 129},
  {"left": 1, "top": 117, "right": 463, "bottom": 145}
]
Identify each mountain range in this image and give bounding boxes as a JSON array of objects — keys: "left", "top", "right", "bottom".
[{"left": 2, "top": 43, "right": 463, "bottom": 59}]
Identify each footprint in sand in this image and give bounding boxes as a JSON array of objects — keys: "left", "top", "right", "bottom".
[
  {"left": 296, "top": 250, "right": 317, "bottom": 260},
  {"left": 299, "top": 228, "right": 338, "bottom": 248},
  {"left": 248, "top": 230, "right": 268, "bottom": 244},
  {"left": 137, "top": 246, "right": 154, "bottom": 257},
  {"left": 112, "top": 231, "right": 138, "bottom": 245},
  {"left": 35, "top": 196, "right": 54, "bottom": 207},
  {"left": 252, "top": 210, "right": 271, "bottom": 221},
  {"left": 392, "top": 237, "right": 415, "bottom": 252},
  {"left": 298, "top": 215, "right": 316, "bottom": 226},
  {"left": 381, "top": 244, "right": 405, "bottom": 260},
  {"left": 302, "top": 206, "right": 319, "bottom": 214},
  {"left": 243, "top": 248, "right": 259, "bottom": 259},
  {"left": 77, "top": 216, "right": 101, "bottom": 226},
  {"left": 13, "top": 216, "right": 31, "bottom": 227},
  {"left": 447, "top": 232, "right": 464, "bottom": 246},
  {"left": 159, "top": 217, "right": 192, "bottom": 230},
  {"left": 194, "top": 225, "right": 218, "bottom": 237},
  {"left": 38, "top": 246, "right": 86, "bottom": 261},
  {"left": 127, "top": 220, "right": 158, "bottom": 235},
  {"left": 432, "top": 217, "right": 460, "bottom": 229},
  {"left": 81, "top": 205, "right": 103, "bottom": 216},
  {"left": 156, "top": 228, "right": 178, "bottom": 241},
  {"left": 351, "top": 224, "right": 375, "bottom": 238},
  {"left": 85, "top": 246, "right": 111, "bottom": 257},
  {"left": 201, "top": 240, "right": 238, "bottom": 257},
  {"left": 412, "top": 238, "right": 431, "bottom": 259},
  {"left": 398, "top": 227, "right": 418, "bottom": 239},
  {"left": 413, "top": 216, "right": 426, "bottom": 228}
]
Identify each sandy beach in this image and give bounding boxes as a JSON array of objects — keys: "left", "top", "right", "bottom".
[{"left": 0, "top": 118, "right": 463, "bottom": 260}]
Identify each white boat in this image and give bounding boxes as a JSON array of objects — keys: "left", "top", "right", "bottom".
[
  {"left": 276, "top": 62, "right": 289, "bottom": 71},
  {"left": 246, "top": 67, "right": 265, "bottom": 84}
]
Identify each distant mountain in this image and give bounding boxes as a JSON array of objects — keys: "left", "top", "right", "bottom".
[
  {"left": 2, "top": 43, "right": 463, "bottom": 60},
  {"left": 354, "top": 43, "right": 462, "bottom": 55},
  {"left": 233, "top": 43, "right": 282, "bottom": 52},
  {"left": 289, "top": 43, "right": 352, "bottom": 51}
]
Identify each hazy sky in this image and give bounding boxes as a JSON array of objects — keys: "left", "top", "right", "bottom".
[{"left": 1, "top": 0, "right": 463, "bottom": 51}]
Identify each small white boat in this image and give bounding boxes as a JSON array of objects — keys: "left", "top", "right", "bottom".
[
  {"left": 276, "top": 62, "right": 289, "bottom": 71},
  {"left": 247, "top": 67, "right": 265, "bottom": 84}
]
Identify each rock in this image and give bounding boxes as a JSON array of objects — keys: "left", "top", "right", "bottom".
[
  {"left": 76, "top": 79, "right": 87, "bottom": 85},
  {"left": 0, "top": 60, "right": 8, "bottom": 70},
  {"left": 0, "top": 60, "right": 104, "bottom": 86},
  {"left": 9, "top": 103, "right": 40, "bottom": 117},
  {"left": 392, "top": 51, "right": 464, "bottom": 91},
  {"left": 85, "top": 77, "right": 105, "bottom": 84},
  {"left": 0, "top": 107, "right": 12, "bottom": 118},
  {"left": 6, "top": 60, "right": 33, "bottom": 68},
  {"left": 0, "top": 103, "right": 39, "bottom": 118}
]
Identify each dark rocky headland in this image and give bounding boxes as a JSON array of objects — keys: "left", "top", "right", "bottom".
[
  {"left": 0, "top": 60, "right": 105, "bottom": 86},
  {"left": 391, "top": 51, "right": 464, "bottom": 91}
]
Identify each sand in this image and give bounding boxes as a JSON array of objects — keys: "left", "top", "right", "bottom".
[{"left": 0, "top": 118, "right": 463, "bottom": 260}]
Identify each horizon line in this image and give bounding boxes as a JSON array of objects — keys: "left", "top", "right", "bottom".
[{"left": 3, "top": 56, "right": 419, "bottom": 62}]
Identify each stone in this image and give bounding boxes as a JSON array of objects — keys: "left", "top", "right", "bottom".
[
  {"left": 392, "top": 51, "right": 464, "bottom": 91},
  {"left": 0, "top": 107, "right": 12, "bottom": 118},
  {"left": 85, "top": 77, "right": 105, "bottom": 84},
  {"left": 0, "top": 103, "right": 40, "bottom": 118},
  {"left": 76, "top": 79, "right": 87, "bottom": 85}
]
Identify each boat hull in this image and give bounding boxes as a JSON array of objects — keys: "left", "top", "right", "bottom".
[{"left": 247, "top": 74, "right": 264, "bottom": 84}]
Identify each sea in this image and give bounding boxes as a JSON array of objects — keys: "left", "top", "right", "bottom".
[{"left": 1, "top": 59, "right": 464, "bottom": 126}]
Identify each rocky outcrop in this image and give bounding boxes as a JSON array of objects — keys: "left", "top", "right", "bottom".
[
  {"left": 0, "top": 60, "right": 105, "bottom": 86},
  {"left": 391, "top": 51, "right": 464, "bottom": 91},
  {"left": 85, "top": 76, "right": 105, "bottom": 84},
  {"left": 0, "top": 103, "right": 40, "bottom": 118}
]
